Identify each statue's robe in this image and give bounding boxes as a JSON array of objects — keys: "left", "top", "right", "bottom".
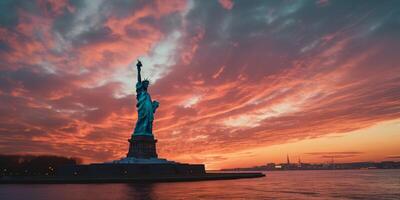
[{"left": 133, "top": 82, "right": 155, "bottom": 135}]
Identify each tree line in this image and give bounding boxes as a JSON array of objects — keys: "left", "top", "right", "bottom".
[{"left": 0, "top": 154, "right": 81, "bottom": 176}]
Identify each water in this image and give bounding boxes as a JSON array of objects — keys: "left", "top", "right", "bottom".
[{"left": 0, "top": 169, "right": 399, "bottom": 200}]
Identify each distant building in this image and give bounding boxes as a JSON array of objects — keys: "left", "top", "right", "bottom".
[{"left": 298, "top": 157, "right": 302, "bottom": 168}]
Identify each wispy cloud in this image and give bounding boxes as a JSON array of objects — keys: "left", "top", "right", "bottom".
[
  {"left": 306, "top": 151, "right": 364, "bottom": 159},
  {"left": 0, "top": 0, "right": 399, "bottom": 166}
]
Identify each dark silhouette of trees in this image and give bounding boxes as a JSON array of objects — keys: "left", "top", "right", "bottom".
[{"left": 0, "top": 154, "right": 81, "bottom": 176}]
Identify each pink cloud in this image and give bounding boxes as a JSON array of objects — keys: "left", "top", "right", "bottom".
[
  {"left": 0, "top": 0, "right": 399, "bottom": 167},
  {"left": 218, "top": 0, "right": 234, "bottom": 10}
]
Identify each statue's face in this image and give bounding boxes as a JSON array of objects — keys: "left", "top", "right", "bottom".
[{"left": 143, "top": 81, "right": 149, "bottom": 89}]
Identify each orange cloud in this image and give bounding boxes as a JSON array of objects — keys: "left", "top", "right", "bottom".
[{"left": 0, "top": 0, "right": 399, "bottom": 169}]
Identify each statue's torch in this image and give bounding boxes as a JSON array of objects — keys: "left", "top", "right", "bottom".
[{"left": 136, "top": 60, "right": 142, "bottom": 69}]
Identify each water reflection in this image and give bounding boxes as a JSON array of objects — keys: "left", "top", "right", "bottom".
[
  {"left": 0, "top": 170, "right": 399, "bottom": 200},
  {"left": 124, "top": 183, "right": 156, "bottom": 200}
]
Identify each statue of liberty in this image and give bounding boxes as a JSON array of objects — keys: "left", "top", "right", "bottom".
[{"left": 133, "top": 60, "right": 159, "bottom": 136}]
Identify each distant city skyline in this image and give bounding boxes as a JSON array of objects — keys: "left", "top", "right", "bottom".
[
  {"left": 0, "top": 0, "right": 399, "bottom": 170},
  {"left": 222, "top": 157, "right": 400, "bottom": 171}
]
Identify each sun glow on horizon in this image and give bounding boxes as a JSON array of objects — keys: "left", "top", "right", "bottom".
[
  {"left": 201, "top": 119, "right": 400, "bottom": 170},
  {"left": 0, "top": 0, "right": 399, "bottom": 168}
]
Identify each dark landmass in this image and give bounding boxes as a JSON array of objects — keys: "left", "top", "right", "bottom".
[
  {"left": 0, "top": 172, "right": 265, "bottom": 184},
  {"left": 0, "top": 154, "right": 265, "bottom": 183},
  {"left": 222, "top": 161, "right": 400, "bottom": 171},
  {"left": 0, "top": 154, "right": 80, "bottom": 176}
]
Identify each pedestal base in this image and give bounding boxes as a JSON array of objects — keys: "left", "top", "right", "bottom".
[
  {"left": 56, "top": 162, "right": 207, "bottom": 178},
  {"left": 112, "top": 157, "right": 173, "bottom": 164},
  {"left": 127, "top": 135, "right": 158, "bottom": 158}
]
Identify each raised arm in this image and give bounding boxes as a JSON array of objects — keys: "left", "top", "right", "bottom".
[{"left": 136, "top": 60, "right": 142, "bottom": 83}]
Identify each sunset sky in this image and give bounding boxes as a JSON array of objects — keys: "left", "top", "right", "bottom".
[{"left": 0, "top": 0, "right": 399, "bottom": 170}]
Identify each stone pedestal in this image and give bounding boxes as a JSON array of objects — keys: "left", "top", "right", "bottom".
[{"left": 127, "top": 135, "right": 158, "bottom": 158}]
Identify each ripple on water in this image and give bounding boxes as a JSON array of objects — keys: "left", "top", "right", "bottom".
[{"left": 0, "top": 169, "right": 399, "bottom": 200}]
